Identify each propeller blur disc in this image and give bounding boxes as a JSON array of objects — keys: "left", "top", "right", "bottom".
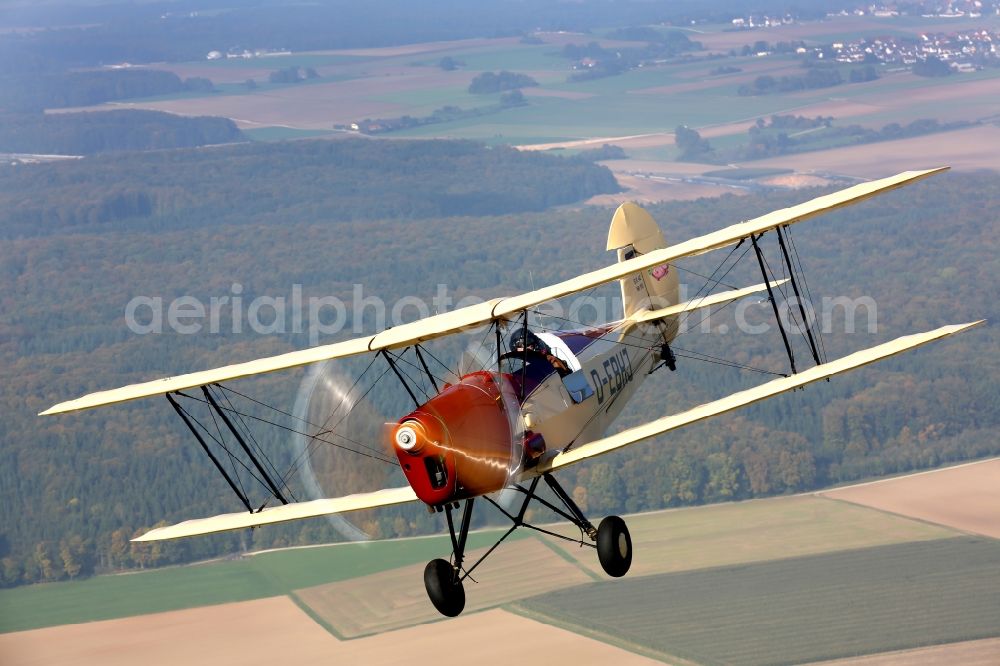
[{"left": 291, "top": 361, "right": 393, "bottom": 540}]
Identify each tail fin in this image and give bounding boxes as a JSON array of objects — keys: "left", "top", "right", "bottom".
[{"left": 607, "top": 203, "right": 679, "bottom": 338}]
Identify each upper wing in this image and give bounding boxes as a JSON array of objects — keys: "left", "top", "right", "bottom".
[
  {"left": 41, "top": 168, "right": 946, "bottom": 416},
  {"left": 132, "top": 485, "right": 419, "bottom": 542},
  {"left": 531, "top": 320, "right": 984, "bottom": 475}
]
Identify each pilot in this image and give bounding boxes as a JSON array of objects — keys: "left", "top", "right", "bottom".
[{"left": 509, "top": 327, "right": 570, "bottom": 376}]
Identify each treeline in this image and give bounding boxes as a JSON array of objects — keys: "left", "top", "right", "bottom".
[
  {"left": 0, "top": 138, "right": 620, "bottom": 238},
  {"left": 0, "top": 110, "right": 244, "bottom": 155},
  {"left": 467, "top": 71, "right": 538, "bottom": 94},
  {"left": 673, "top": 115, "right": 975, "bottom": 164},
  {"left": 737, "top": 65, "right": 877, "bottom": 96},
  {"left": 0, "top": 168, "right": 995, "bottom": 587},
  {"left": 734, "top": 116, "right": 975, "bottom": 161},
  {"left": 562, "top": 30, "right": 702, "bottom": 82},
  {"left": 352, "top": 92, "right": 527, "bottom": 134},
  {"left": 0, "top": 69, "right": 214, "bottom": 113}
]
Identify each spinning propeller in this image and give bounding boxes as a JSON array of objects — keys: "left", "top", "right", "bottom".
[{"left": 291, "top": 361, "right": 394, "bottom": 539}]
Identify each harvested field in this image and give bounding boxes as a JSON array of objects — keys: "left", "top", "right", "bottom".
[
  {"left": 783, "top": 71, "right": 1000, "bottom": 125},
  {"left": 517, "top": 537, "right": 1000, "bottom": 666},
  {"left": 0, "top": 596, "right": 340, "bottom": 666},
  {"left": 741, "top": 125, "right": 1000, "bottom": 177},
  {"left": 822, "top": 458, "right": 1000, "bottom": 538},
  {"left": 293, "top": 537, "right": 594, "bottom": 638},
  {"left": 309, "top": 608, "right": 663, "bottom": 666},
  {"left": 55, "top": 68, "right": 479, "bottom": 129},
  {"left": 65, "top": 89, "right": 401, "bottom": 130},
  {"left": 806, "top": 637, "right": 1000, "bottom": 665},
  {"left": 541, "top": 495, "right": 954, "bottom": 579},
  {"left": 0, "top": 600, "right": 661, "bottom": 666}
]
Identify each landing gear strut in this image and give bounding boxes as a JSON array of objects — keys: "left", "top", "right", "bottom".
[
  {"left": 423, "top": 475, "right": 634, "bottom": 617},
  {"left": 423, "top": 497, "right": 475, "bottom": 617}
]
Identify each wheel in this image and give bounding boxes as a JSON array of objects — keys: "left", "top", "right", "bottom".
[
  {"left": 423, "top": 558, "right": 466, "bottom": 617},
  {"left": 597, "top": 515, "right": 632, "bottom": 577}
]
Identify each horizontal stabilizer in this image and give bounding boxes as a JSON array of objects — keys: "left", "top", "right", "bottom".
[
  {"left": 533, "top": 320, "right": 984, "bottom": 475},
  {"left": 133, "top": 486, "right": 419, "bottom": 542},
  {"left": 42, "top": 168, "right": 947, "bottom": 415},
  {"left": 630, "top": 279, "right": 788, "bottom": 324}
]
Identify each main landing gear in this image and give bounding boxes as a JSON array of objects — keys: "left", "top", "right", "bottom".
[{"left": 422, "top": 474, "right": 633, "bottom": 617}]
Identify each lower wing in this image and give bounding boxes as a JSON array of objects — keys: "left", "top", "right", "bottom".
[{"left": 133, "top": 486, "right": 418, "bottom": 542}]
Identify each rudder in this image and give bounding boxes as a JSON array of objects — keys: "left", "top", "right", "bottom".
[{"left": 607, "top": 202, "right": 680, "bottom": 339}]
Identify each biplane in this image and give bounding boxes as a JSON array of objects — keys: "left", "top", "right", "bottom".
[{"left": 41, "top": 167, "right": 983, "bottom": 617}]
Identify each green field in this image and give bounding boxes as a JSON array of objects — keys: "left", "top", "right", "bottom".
[
  {"left": 517, "top": 537, "right": 1000, "bottom": 666},
  {"left": 0, "top": 529, "right": 521, "bottom": 634},
  {"left": 440, "top": 45, "right": 566, "bottom": 73}
]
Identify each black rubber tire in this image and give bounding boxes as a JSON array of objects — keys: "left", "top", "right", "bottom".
[
  {"left": 597, "top": 515, "right": 632, "bottom": 578},
  {"left": 423, "top": 558, "right": 466, "bottom": 617}
]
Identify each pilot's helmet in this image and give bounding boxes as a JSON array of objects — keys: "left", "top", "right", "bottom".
[{"left": 509, "top": 327, "right": 545, "bottom": 353}]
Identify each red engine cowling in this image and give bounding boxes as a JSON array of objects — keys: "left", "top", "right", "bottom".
[{"left": 388, "top": 371, "right": 518, "bottom": 506}]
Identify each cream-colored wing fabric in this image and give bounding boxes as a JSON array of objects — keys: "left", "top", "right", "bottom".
[
  {"left": 40, "top": 299, "right": 502, "bottom": 415},
  {"left": 531, "top": 320, "right": 984, "bottom": 475},
  {"left": 132, "top": 486, "right": 419, "bottom": 542},
  {"left": 630, "top": 279, "right": 788, "bottom": 323},
  {"left": 41, "top": 168, "right": 946, "bottom": 415},
  {"left": 495, "top": 168, "right": 946, "bottom": 317}
]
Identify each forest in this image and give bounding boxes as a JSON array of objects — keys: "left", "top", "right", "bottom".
[
  {"left": 0, "top": 147, "right": 996, "bottom": 586},
  {"left": 0, "top": 110, "right": 244, "bottom": 155},
  {"left": 0, "top": 138, "right": 619, "bottom": 238},
  {"left": 0, "top": 69, "right": 214, "bottom": 114}
]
